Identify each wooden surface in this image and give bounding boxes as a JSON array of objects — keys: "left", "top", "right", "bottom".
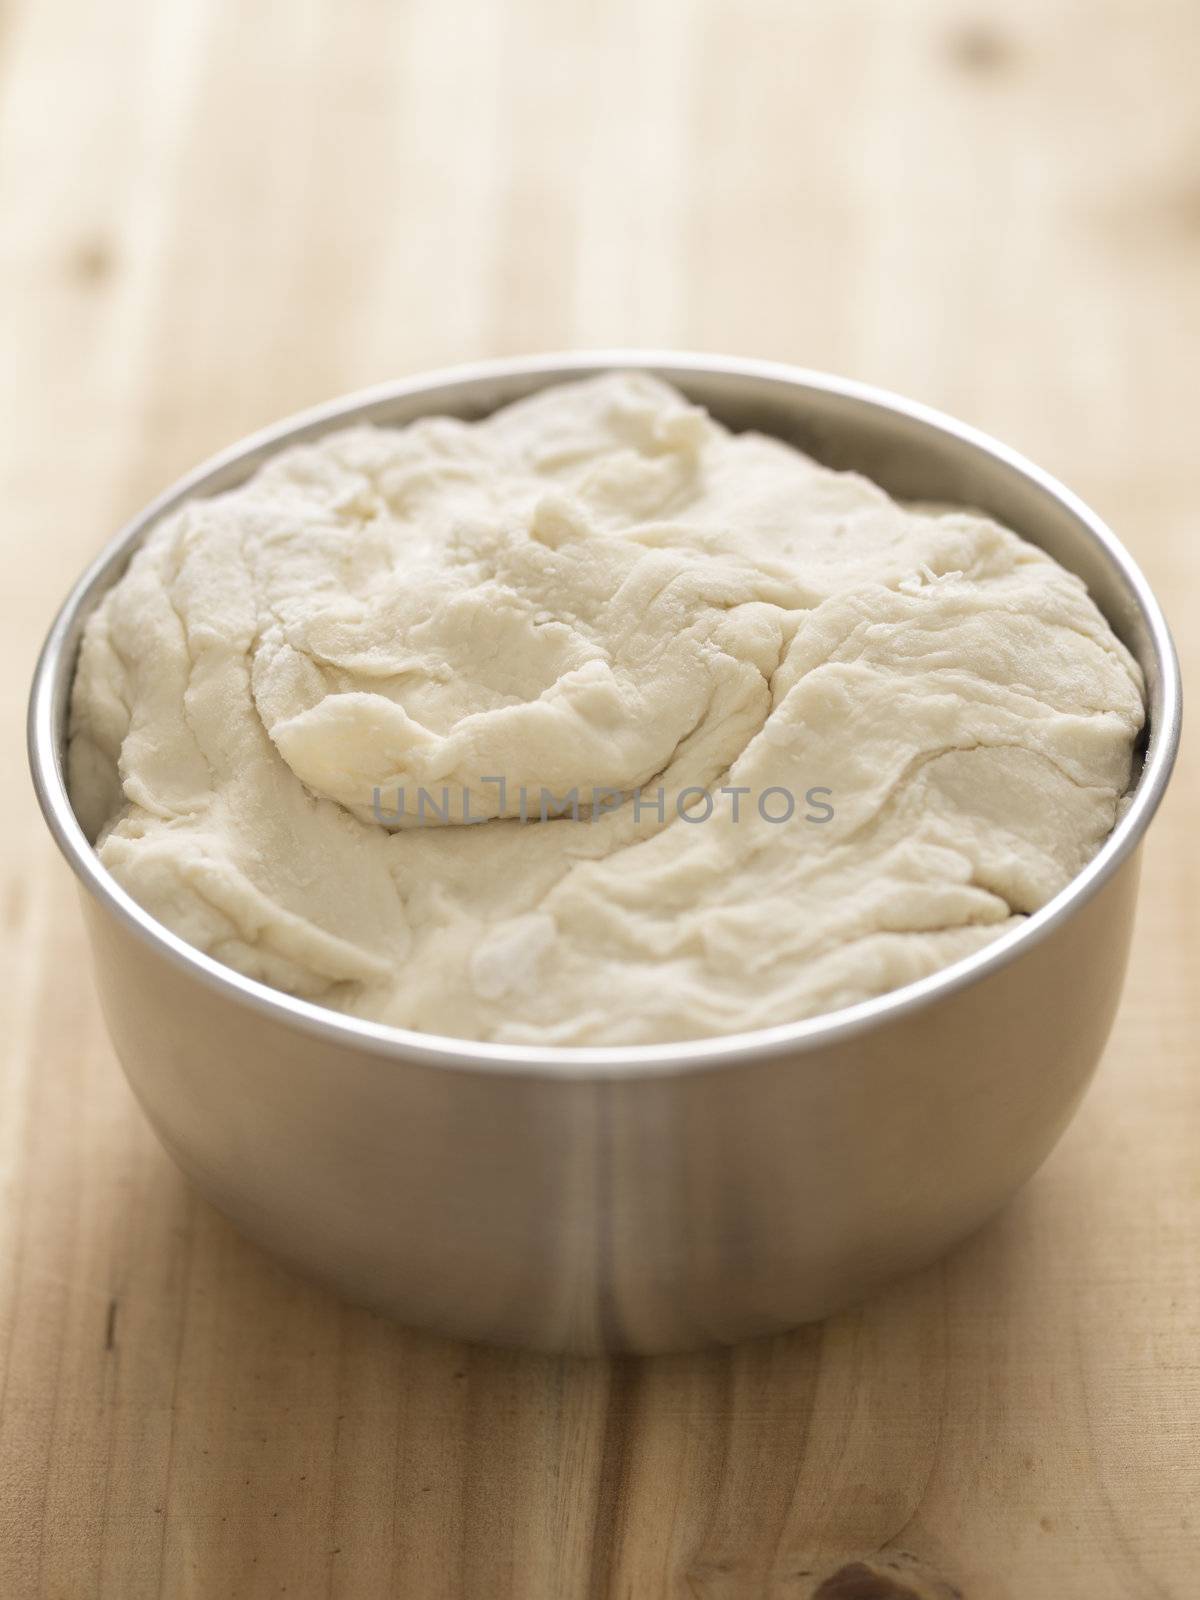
[{"left": 1, "top": 0, "right": 1197, "bottom": 1595}]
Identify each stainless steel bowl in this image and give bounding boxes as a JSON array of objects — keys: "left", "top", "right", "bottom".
[{"left": 28, "top": 353, "right": 1181, "bottom": 1353}]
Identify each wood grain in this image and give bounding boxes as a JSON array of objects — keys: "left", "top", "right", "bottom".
[{"left": 1, "top": 0, "right": 1197, "bottom": 1595}]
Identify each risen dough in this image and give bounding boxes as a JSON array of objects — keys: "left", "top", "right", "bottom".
[{"left": 68, "top": 373, "right": 1145, "bottom": 1045}]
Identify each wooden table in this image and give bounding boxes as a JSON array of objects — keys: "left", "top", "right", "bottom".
[{"left": 2, "top": 0, "right": 1197, "bottom": 1594}]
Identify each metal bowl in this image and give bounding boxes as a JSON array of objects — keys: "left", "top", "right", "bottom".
[{"left": 27, "top": 353, "right": 1181, "bottom": 1353}]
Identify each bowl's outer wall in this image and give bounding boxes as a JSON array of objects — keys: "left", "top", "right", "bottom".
[
  {"left": 80, "top": 849, "right": 1140, "bottom": 1353},
  {"left": 40, "top": 357, "right": 1172, "bottom": 1353}
]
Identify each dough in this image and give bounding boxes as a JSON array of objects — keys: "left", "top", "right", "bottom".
[{"left": 68, "top": 373, "right": 1145, "bottom": 1045}]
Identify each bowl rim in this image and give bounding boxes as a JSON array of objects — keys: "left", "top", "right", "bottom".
[{"left": 27, "top": 349, "right": 1183, "bottom": 1080}]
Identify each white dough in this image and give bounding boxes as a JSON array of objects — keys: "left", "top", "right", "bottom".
[{"left": 68, "top": 373, "right": 1145, "bottom": 1045}]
